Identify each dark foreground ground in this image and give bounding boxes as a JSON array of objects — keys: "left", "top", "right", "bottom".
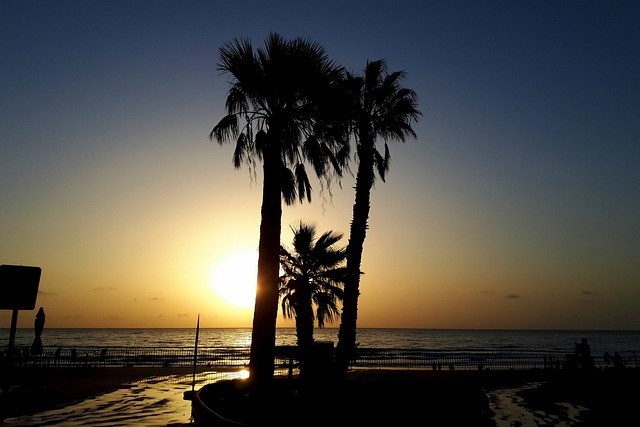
[
  {"left": 2, "top": 366, "right": 638, "bottom": 426},
  {"left": 195, "top": 368, "right": 640, "bottom": 427},
  {"left": 196, "top": 369, "right": 504, "bottom": 426},
  {"left": 513, "top": 368, "right": 639, "bottom": 426}
]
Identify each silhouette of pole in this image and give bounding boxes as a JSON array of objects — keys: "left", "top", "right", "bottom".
[
  {"left": 8, "top": 309, "right": 19, "bottom": 351},
  {"left": 191, "top": 314, "right": 200, "bottom": 392}
]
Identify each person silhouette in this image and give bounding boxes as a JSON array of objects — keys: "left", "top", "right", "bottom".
[
  {"left": 31, "top": 307, "right": 45, "bottom": 355},
  {"left": 574, "top": 337, "right": 593, "bottom": 369}
]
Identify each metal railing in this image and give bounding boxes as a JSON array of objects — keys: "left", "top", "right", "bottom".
[
  {"left": 353, "top": 349, "right": 565, "bottom": 370},
  {"left": 1, "top": 346, "right": 251, "bottom": 368},
  {"left": 2, "top": 346, "right": 637, "bottom": 371}
]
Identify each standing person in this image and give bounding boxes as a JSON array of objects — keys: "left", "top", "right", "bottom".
[{"left": 575, "top": 338, "right": 593, "bottom": 369}]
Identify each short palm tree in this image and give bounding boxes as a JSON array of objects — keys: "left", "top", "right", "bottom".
[
  {"left": 279, "top": 221, "right": 346, "bottom": 381},
  {"left": 335, "top": 59, "right": 421, "bottom": 378},
  {"left": 210, "top": 33, "right": 347, "bottom": 393}
]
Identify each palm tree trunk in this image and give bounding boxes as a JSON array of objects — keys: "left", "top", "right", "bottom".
[
  {"left": 335, "top": 139, "right": 375, "bottom": 379},
  {"left": 297, "top": 284, "right": 315, "bottom": 382},
  {"left": 249, "top": 143, "right": 282, "bottom": 395}
]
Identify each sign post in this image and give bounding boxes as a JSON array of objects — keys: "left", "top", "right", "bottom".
[
  {"left": 0, "top": 265, "right": 42, "bottom": 352},
  {"left": 8, "top": 309, "right": 19, "bottom": 350}
]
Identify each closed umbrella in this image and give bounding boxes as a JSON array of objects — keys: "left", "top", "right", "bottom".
[{"left": 31, "top": 307, "right": 45, "bottom": 355}]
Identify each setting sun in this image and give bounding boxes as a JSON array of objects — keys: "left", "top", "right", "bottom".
[{"left": 210, "top": 248, "right": 258, "bottom": 308}]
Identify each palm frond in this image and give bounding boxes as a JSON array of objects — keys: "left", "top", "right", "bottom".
[
  {"left": 334, "top": 142, "right": 352, "bottom": 172},
  {"left": 225, "top": 86, "right": 250, "bottom": 115},
  {"left": 294, "top": 163, "right": 312, "bottom": 203},
  {"left": 232, "top": 133, "right": 250, "bottom": 168},
  {"left": 210, "top": 114, "right": 239, "bottom": 143},
  {"left": 313, "top": 230, "right": 344, "bottom": 253},
  {"left": 280, "top": 294, "right": 295, "bottom": 319},
  {"left": 280, "top": 166, "right": 297, "bottom": 206},
  {"left": 313, "top": 292, "right": 340, "bottom": 327},
  {"left": 322, "top": 267, "right": 348, "bottom": 287},
  {"left": 373, "top": 142, "right": 391, "bottom": 181},
  {"left": 218, "top": 38, "right": 254, "bottom": 75},
  {"left": 364, "top": 60, "right": 386, "bottom": 95},
  {"left": 291, "top": 221, "right": 316, "bottom": 255}
]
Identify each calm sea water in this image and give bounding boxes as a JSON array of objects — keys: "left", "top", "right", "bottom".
[{"left": 4, "top": 328, "right": 640, "bottom": 356}]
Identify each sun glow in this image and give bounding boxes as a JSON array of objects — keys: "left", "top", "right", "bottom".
[{"left": 210, "top": 248, "right": 258, "bottom": 308}]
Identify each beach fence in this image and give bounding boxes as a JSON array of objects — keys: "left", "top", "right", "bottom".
[
  {"left": 1, "top": 346, "right": 252, "bottom": 368},
  {"left": 350, "top": 348, "right": 639, "bottom": 371},
  {"left": 351, "top": 348, "right": 564, "bottom": 370},
  {"left": 2, "top": 346, "right": 637, "bottom": 371}
]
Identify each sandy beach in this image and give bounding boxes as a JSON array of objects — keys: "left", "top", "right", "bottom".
[{"left": 2, "top": 366, "right": 638, "bottom": 426}]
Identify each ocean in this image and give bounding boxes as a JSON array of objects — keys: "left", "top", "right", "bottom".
[{"left": 4, "top": 328, "right": 640, "bottom": 357}]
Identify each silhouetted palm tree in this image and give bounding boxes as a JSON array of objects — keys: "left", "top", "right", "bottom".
[
  {"left": 210, "top": 33, "right": 347, "bottom": 394},
  {"left": 335, "top": 59, "right": 421, "bottom": 378},
  {"left": 279, "top": 221, "right": 346, "bottom": 381}
]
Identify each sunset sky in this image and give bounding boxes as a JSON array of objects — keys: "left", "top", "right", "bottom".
[{"left": 1, "top": 0, "right": 638, "bottom": 331}]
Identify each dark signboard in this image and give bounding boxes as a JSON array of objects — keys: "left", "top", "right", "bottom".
[{"left": 0, "top": 264, "right": 42, "bottom": 310}]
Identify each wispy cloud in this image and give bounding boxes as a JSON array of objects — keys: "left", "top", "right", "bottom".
[
  {"left": 578, "top": 290, "right": 597, "bottom": 303},
  {"left": 38, "top": 290, "right": 57, "bottom": 296},
  {"left": 62, "top": 314, "right": 84, "bottom": 320},
  {"left": 505, "top": 294, "right": 521, "bottom": 299},
  {"left": 93, "top": 287, "right": 118, "bottom": 292}
]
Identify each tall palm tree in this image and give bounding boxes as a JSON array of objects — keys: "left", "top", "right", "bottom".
[
  {"left": 334, "top": 59, "right": 421, "bottom": 378},
  {"left": 279, "top": 221, "right": 346, "bottom": 381},
  {"left": 210, "top": 33, "right": 347, "bottom": 394}
]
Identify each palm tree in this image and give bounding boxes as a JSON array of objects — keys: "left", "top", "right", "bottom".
[
  {"left": 210, "top": 33, "right": 347, "bottom": 394},
  {"left": 279, "top": 221, "right": 346, "bottom": 381},
  {"left": 334, "top": 59, "right": 421, "bottom": 378}
]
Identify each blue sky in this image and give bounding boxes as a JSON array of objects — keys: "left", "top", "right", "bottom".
[{"left": 1, "top": 0, "right": 638, "bottom": 329}]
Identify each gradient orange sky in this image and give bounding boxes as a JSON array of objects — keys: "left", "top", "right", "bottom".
[{"left": 1, "top": 1, "right": 639, "bottom": 330}]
